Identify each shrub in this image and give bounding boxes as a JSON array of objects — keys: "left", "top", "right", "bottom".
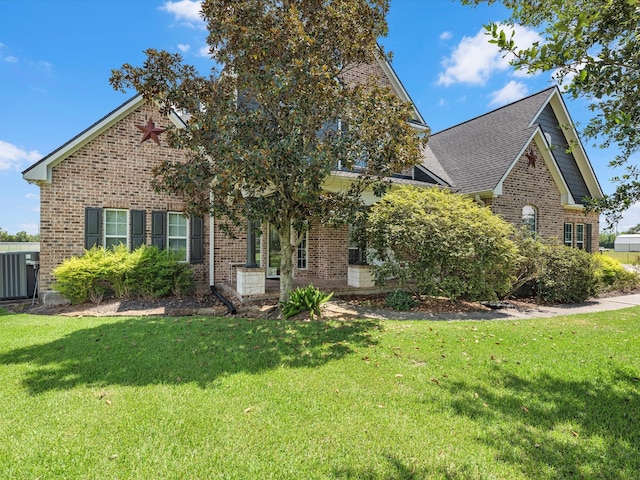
[
  {"left": 53, "top": 247, "right": 112, "bottom": 304},
  {"left": 593, "top": 254, "right": 640, "bottom": 293},
  {"left": 124, "top": 246, "right": 193, "bottom": 298},
  {"left": 281, "top": 284, "right": 333, "bottom": 320},
  {"left": 384, "top": 290, "right": 416, "bottom": 311},
  {"left": 53, "top": 245, "right": 193, "bottom": 304},
  {"left": 531, "top": 243, "right": 598, "bottom": 303},
  {"left": 367, "top": 186, "right": 520, "bottom": 301}
]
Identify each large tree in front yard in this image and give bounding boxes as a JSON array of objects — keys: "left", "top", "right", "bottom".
[{"left": 110, "top": 0, "right": 426, "bottom": 302}]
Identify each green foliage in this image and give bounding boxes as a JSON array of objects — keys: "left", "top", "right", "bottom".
[
  {"left": 53, "top": 245, "right": 193, "bottom": 304},
  {"left": 531, "top": 243, "right": 598, "bottom": 303},
  {"left": 0, "top": 228, "right": 39, "bottom": 242},
  {"left": 124, "top": 246, "right": 194, "bottom": 299},
  {"left": 280, "top": 284, "right": 333, "bottom": 320},
  {"left": 110, "top": 0, "right": 427, "bottom": 303},
  {"left": 367, "top": 186, "right": 520, "bottom": 301},
  {"left": 462, "top": 0, "right": 640, "bottom": 224},
  {"left": 599, "top": 231, "right": 617, "bottom": 249},
  {"left": 384, "top": 290, "right": 416, "bottom": 311},
  {"left": 624, "top": 223, "right": 640, "bottom": 234},
  {"left": 593, "top": 254, "right": 640, "bottom": 293}
]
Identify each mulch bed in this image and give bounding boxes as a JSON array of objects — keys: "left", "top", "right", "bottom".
[{"left": 5, "top": 287, "right": 639, "bottom": 319}]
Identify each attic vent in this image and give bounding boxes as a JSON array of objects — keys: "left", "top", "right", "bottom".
[{"left": 544, "top": 132, "right": 552, "bottom": 146}]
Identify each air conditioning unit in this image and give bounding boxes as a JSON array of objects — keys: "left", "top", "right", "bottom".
[{"left": 0, "top": 252, "right": 28, "bottom": 300}]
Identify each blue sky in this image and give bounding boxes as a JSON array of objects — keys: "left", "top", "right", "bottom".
[{"left": 1, "top": 0, "right": 637, "bottom": 235}]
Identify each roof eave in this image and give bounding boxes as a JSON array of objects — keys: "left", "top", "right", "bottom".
[
  {"left": 539, "top": 88, "right": 605, "bottom": 199},
  {"left": 22, "top": 95, "right": 187, "bottom": 185},
  {"left": 493, "top": 127, "right": 576, "bottom": 205},
  {"left": 374, "top": 46, "right": 428, "bottom": 127}
]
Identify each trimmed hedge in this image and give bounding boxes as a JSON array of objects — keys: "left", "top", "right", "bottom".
[{"left": 53, "top": 245, "right": 193, "bottom": 304}]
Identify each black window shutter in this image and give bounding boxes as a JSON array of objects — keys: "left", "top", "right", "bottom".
[
  {"left": 151, "top": 211, "right": 167, "bottom": 250},
  {"left": 84, "top": 207, "right": 102, "bottom": 249},
  {"left": 586, "top": 223, "right": 593, "bottom": 253},
  {"left": 190, "top": 216, "right": 204, "bottom": 264},
  {"left": 130, "top": 210, "right": 146, "bottom": 251}
]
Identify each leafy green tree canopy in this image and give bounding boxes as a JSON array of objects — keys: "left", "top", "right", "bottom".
[
  {"left": 0, "top": 228, "right": 39, "bottom": 242},
  {"left": 624, "top": 223, "right": 640, "bottom": 234},
  {"left": 110, "top": 0, "right": 426, "bottom": 301},
  {"left": 461, "top": 0, "right": 640, "bottom": 224}
]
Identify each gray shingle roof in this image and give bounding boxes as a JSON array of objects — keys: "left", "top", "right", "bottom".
[{"left": 423, "top": 87, "right": 556, "bottom": 194}]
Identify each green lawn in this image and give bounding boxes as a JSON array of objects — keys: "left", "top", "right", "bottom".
[
  {"left": 1, "top": 307, "right": 639, "bottom": 479},
  {"left": 602, "top": 250, "right": 640, "bottom": 264}
]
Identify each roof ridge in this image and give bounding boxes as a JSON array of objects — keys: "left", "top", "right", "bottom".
[{"left": 432, "top": 86, "right": 557, "bottom": 136}]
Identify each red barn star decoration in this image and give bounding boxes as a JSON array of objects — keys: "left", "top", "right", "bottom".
[
  {"left": 136, "top": 118, "right": 166, "bottom": 145},
  {"left": 525, "top": 150, "right": 537, "bottom": 168}
]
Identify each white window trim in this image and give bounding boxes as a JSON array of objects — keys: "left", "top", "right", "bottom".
[
  {"left": 522, "top": 205, "right": 537, "bottom": 236},
  {"left": 168, "top": 212, "right": 190, "bottom": 262},
  {"left": 564, "top": 223, "right": 573, "bottom": 247},
  {"left": 576, "top": 223, "right": 585, "bottom": 250},
  {"left": 297, "top": 230, "right": 308, "bottom": 270},
  {"left": 104, "top": 208, "right": 129, "bottom": 249}
]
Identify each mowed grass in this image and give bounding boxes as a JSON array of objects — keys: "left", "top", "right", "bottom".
[
  {"left": 602, "top": 250, "right": 640, "bottom": 264},
  {"left": 0, "top": 307, "right": 639, "bottom": 479}
]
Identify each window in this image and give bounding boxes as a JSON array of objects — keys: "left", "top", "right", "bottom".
[
  {"left": 336, "top": 119, "right": 367, "bottom": 171},
  {"left": 564, "top": 223, "right": 573, "bottom": 247},
  {"left": 576, "top": 224, "right": 585, "bottom": 250},
  {"left": 522, "top": 205, "right": 537, "bottom": 236},
  {"left": 297, "top": 231, "right": 308, "bottom": 270},
  {"left": 104, "top": 209, "right": 128, "bottom": 248},
  {"left": 85, "top": 207, "right": 203, "bottom": 263},
  {"left": 348, "top": 224, "right": 367, "bottom": 265},
  {"left": 168, "top": 212, "right": 189, "bottom": 261}
]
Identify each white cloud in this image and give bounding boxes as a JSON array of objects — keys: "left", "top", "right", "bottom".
[
  {"left": 177, "top": 43, "right": 191, "bottom": 53},
  {"left": 161, "top": 0, "right": 203, "bottom": 25},
  {"left": 0, "top": 140, "right": 41, "bottom": 171},
  {"left": 25, "top": 193, "right": 39, "bottom": 200},
  {"left": 438, "top": 24, "right": 542, "bottom": 86},
  {"left": 18, "top": 223, "right": 39, "bottom": 235},
  {"left": 0, "top": 42, "right": 17, "bottom": 63},
  {"left": 617, "top": 203, "right": 640, "bottom": 232},
  {"left": 198, "top": 44, "right": 213, "bottom": 58},
  {"left": 488, "top": 80, "right": 529, "bottom": 107},
  {"left": 439, "top": 31, "right": 452, "bottom": 41}
]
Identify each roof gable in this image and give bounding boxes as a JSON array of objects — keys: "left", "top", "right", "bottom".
[
  {"left": 22, "top": 95, "right": 186, "bottom": 184},
  {"left": 424, "top": 87, "right": 603, "bottom": 202}
]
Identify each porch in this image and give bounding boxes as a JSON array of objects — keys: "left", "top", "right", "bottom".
[{"left": 216, "top": 274, "right": 395, "bottom": 304}]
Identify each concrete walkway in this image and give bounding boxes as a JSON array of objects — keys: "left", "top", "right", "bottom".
[{"left": 324, "top": 293, "right": 640, "bottom": 321}]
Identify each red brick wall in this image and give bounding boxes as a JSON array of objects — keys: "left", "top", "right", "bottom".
[
  {"left": 339, "top": 61, "right": 394, "bottom": 89},
  {"left": 39, "top": 102, "right": 210, "bottom": 289},
  {"left": 487, "top": 142, "right": 599, "bottom": 251}
]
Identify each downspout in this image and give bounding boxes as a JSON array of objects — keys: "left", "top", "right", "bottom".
[{"left": 208, "top": 208, "right": 237, "bottom": 314}]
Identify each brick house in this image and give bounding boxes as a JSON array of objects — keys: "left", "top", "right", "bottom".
[
  {"left": 21, "top": 58, "right": 438, "bottom": 300},
  {"left": 422, "top": 86, "right": 602, "bottom": 252},
  {"left": 23, "top": 64, "right": 602, "bottom": 301}
]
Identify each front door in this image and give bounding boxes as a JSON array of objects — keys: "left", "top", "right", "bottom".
[{"left": 267, "top": 224, "right": 281, "bottom": 278}]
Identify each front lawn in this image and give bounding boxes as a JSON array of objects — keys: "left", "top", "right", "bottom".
[{"left": 1, "top": 307, "right": 639, "bottom": 479}]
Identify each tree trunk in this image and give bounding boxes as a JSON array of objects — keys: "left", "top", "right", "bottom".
[{"left": 278, "top": 221, "right": 295, "bottom": 304}]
